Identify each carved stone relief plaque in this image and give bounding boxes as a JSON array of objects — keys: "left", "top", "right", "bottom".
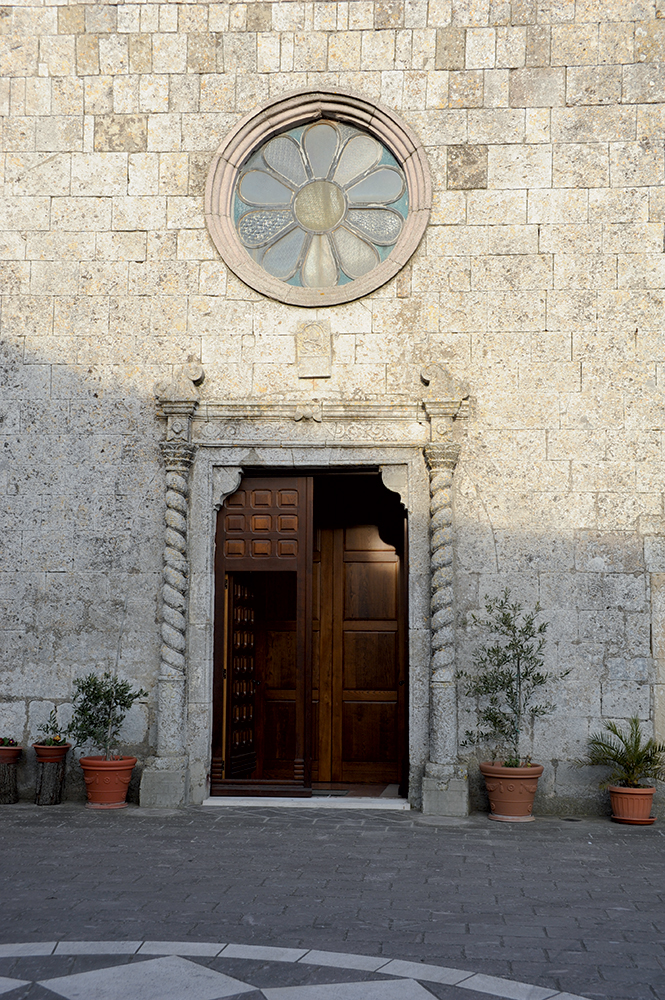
[{"left": 296, "top": 321, "right": 331, "bottom": 378}]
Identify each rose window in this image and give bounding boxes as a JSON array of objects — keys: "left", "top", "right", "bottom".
[{"left": 233, "top": 121, "right": 408, "bottom": 289}]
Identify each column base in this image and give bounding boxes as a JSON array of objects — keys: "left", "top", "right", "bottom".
[
  {"left": 421, "top": 765, "right": 469, "bottom": 816},
  {"left": 140, "top": 761, "right": 188, "bottom": 808}
]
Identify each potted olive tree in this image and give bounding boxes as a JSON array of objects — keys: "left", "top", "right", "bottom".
[
  {"left": 68, "top": 671, "right": 147, "bottom": 809},
  {"left": 458, "top": 590, "right": 569, "bottom": 822},
  {"left": 575, "top": 717, "right": 665, "bottom": 825}
]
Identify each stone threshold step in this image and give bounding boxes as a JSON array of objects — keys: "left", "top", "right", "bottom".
[{"left": 201, "top": 796, "right": 411, "bottom": 810}]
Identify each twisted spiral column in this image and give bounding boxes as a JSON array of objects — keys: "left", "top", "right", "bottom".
[
  {"left": 157, "top": 441, "right": 195, "bottom": 761},
  {"left": 422, "top": 444, "right": 467, "bottom": 814}
]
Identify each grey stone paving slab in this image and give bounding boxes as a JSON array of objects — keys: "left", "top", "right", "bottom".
[
  {"left": 139, "top": 941, "right": 225, "bottom": 956},
  {"left": 378, "top": 961, "right": 473, "bottom": 985},
  {"left": 262, "top": 982, "right": 433, "bottom": 1000},
  {"left": 223, "top": 946, "right": 308, "bottom": 963},
  {"left": 0, "top": 976, "right": 29, "bottom": 994},
  {"left": 39, "top": 955, "right": 255, "bottom": 1000},
  {"left": 2, "top": 806, "right": 663, "bottom": 999},
  {"left": 458, "top": 975, "right": 558, "bottom": 1000},
  {"left": 298, "top": 950, "right": 389, "bottom": 972}
]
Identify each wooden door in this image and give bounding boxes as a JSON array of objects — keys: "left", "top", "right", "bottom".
[
  {"left": 313, "top": 523, "right": 406, "bottom": 784},
  {"left": 211, "top": 476, "right": 312, "bottom": 794}
]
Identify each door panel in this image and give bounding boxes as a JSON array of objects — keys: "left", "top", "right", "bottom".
[
  {"left": 227, "top": 577, "right": 257, "bottom": 779},
  {"left": 315, "top": 522, "right": 405, "bottom": 784}
]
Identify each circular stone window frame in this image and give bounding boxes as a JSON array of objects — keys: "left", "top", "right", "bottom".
[{"left": 204, "top": 89, "right": 432, "bottom": 308}]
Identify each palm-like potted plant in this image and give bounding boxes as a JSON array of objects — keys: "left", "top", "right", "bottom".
[
  {"left": 574, "top": 717, "right": 665, "bottom": 825},
  {"left": 68, "top": 671, "right": 147, "bottom": 809},
  {"left": 458, "top": 590, "right": 569, "bottom": 822}
]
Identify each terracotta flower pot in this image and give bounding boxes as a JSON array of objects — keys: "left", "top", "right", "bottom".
[
  {"left": 79, "top": 756, "right": 137, "bottom": 809},
  {"left": 33, "top": 743, "right": 71, "bottom": 764},
  {"left": 609, "top": 785, "right": 656, "bottom": 825},
  {"left": 0, "top": 747, "right": 22, "bottom": 764},
  {"left": 479, "top": 761, "right": 544, "bottom": 822}
]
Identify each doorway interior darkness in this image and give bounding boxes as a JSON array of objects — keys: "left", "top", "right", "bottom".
[{"left": 210, "top": 471, "right": 408, "bottom": 797}]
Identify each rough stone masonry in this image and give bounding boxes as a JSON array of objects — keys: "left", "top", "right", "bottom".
[{"left": 1, "top": 0, "right": 664, "bottom": 814}]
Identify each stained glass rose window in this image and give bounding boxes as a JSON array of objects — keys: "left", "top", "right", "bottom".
[
  {"left": 234, "top": 121, "right": 408, "bottom": 289},
  {"left": 205, "top": 91, "right": 431, "bottom": 306}
]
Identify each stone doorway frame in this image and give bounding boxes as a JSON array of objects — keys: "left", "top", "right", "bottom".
[{"left": 140, "top": 364, "right": 469, "bottom": 814}]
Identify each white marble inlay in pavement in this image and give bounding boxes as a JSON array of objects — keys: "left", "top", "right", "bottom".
[
  {"left": 139, "top": 941, "right": 225, "bottom": 956},
  {"left": 458, "top": 974, "right": 559, "bottom": 1000},
  {"left": 222, "top": 944, "right": 308, "bottom": 963},
  {"left": 53, "top": 941, "right": 142, "bottom": 955},
  {"left": 39, "top": 955, "right": 255, "bottom": 1000},
  {"left": 0, "top": 977, "right": 29, "bottom": 995},
  {"left": 0, "top": 943, "right": 56, "bottom": 957},
  {"left": 262, "top": 980, "right": 434, "bottom": 1000},
  {"left": 299, "top": 950, "right": 389, "bottom": 972}
]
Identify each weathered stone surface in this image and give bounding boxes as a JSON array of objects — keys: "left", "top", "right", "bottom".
[{"left": 0, "top": 0, "right": 663, "bottom": 816}]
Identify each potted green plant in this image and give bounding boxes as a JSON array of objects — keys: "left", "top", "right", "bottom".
[
  {"left": 33, "top": 710, "right": 71, "bottom": 763},
  {"left": 0, "top": 737, "right": 22, "bottom": 804},
  {"left": 574, "top": 717, "right": 665, "bottom": 825},
  {"left": 458, "top": 590, "right": 569, "bottom": 822},
  {"left": 33, "top": 711, "right": 71, "bottom": 806},
  {"left": 68, "top": 671, "right": 147, "bottom": 809}
]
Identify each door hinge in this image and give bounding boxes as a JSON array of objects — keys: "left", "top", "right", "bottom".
[
  {"left": 225, "top": 577, "right": 229, "bottom": 590},
  {"left": 223, "top": 668, "right": 227, "bottom": 679},
  {"left": 221, "top": 759, "right": 225, "bottom": 772}
]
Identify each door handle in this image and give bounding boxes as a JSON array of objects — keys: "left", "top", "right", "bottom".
[{"left": 398, "top": 680, "right": 405, "bottom": 686}]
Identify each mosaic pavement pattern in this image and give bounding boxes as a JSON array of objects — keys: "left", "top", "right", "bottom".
[{"left": 0, "top": 942, "right": 588, "bottom": 1000}]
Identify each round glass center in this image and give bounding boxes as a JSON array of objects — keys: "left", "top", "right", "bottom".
[{"left": 293, "top": 180, "right": 345, "bottom": 233}]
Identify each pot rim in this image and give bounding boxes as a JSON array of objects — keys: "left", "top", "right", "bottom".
[
  {"left": 608, "top": 784, "right": 656, "bottom": 793},
  {"left": 32, "top": 742, "right": 72, "bottom": 750},
  {"left": 79, "top": 755, "right": 137, "bottom": 766}
]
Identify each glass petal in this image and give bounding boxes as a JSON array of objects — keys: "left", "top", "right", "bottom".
[
  {"left": 238, "top": 170, "right": 293, "bottom": 207},
  {"left": 333, "top": 227, "right": 379, "bottom": 279},
  {"left": 346, "top": 167, "right": 405, "bottom": 205},
  {"left": 346, "top": 208, "right": 403, "bottom": 246},
  {"left": 334, "top": 135, "right": 381, "bottom": 187},
  {"left": 303, "top": 123, "right": 339, "bottom": 179},
  {"left": 301, "top": 234, "right": 338, "bottom": 287},
  {"left": 262, "top": 227, "right": 306, "bottom": 279},
  {"left": 263, "top": 136, "right": 307, "bottom": 187},
  {"left": 237, "top": 210, "right": 294, "bottom": 248}
]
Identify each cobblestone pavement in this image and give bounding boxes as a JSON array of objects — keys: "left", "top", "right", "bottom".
[{"left": 1, "top": 804, "right": 664, "bottom": 1000}]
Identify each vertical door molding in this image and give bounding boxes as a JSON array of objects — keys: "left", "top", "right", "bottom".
[{"left": 141, "top": 366, "right": 203, "bottom": 808}]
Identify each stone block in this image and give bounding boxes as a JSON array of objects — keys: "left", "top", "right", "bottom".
[
  {"left": 467, "top": 108, "right": 524, "bottom": 142},
  {"left": 467, "top": 189, "right": 526, "bottom": 224},
  {"left": 566, "top": 66, "right": 621, "bottom": 106},
  {"left": 71, "top": 153, "right": 127, "bottom": 197},
  {"left": 525, "top": 24, "right": 549, "bottom": 66},
  {"left": 510, "top": 67, "right": 564, "bottom": 106},
  {"left": 634, "top": 20, "right": 665, "bottom": 64},
  {"left": 448, "top": 69, "right": 484, "bottom": 106},
  {"left": 554, "top": 254, "right": 616, "bottom": 290},
  {"left": 487, "top": 143, "right": 551, "bottom": 188},
  {"left": 623, "top": 64, "right": 665, "bottom": 105},
  {"left": 435, "top": 27, "right": 465, "bottom": 69},
  {"left": 552, "top": 106, "right": 636, "bottom": 142},
  {"left": 528, "top": 189, "right": 588, "bottom": 224},
  {"left": 140, "top": 766, "right": 188, "bottom": 807},
  {"left": 94, "top": 114, "right": 147, "bottom": 153},
  {"left": 447, "top": 145, "right": 487, "bottom": 189},
  {"left": 551, "top": 23, "right": 598, "bottom": 66},
  {"left": 465, "top": 27, "right": 495, "bottom": 68},
  {"left": 601, "top": 680, "right": 650, "bottom": 720},
  {"left": 495, "top": 26, "right": 525, "bottom": 68},
  {"left": 553, "top": 142, "right": 608, "bottom": 188},
  {"left": 589, "top": 188, "right": 648, "bottom": 224},
  {"left": 35, "top": 117, "right": 83, "bottom": 153},
  {"left": 421, "top": 775, "right": 469, "bottom": 816}
]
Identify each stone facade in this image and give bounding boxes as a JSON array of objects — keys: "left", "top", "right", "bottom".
[{"left": 1, "top": 0, "right": 664, "bottom": 812}]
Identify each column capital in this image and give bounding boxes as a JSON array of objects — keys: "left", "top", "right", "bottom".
[{"left": 424, "top": 442, "right": 461, "bottom": 473}]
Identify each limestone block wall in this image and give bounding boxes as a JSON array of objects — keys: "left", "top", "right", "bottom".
[{"left": 1, "top": 0, "right": 664, "bottom": 809}]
